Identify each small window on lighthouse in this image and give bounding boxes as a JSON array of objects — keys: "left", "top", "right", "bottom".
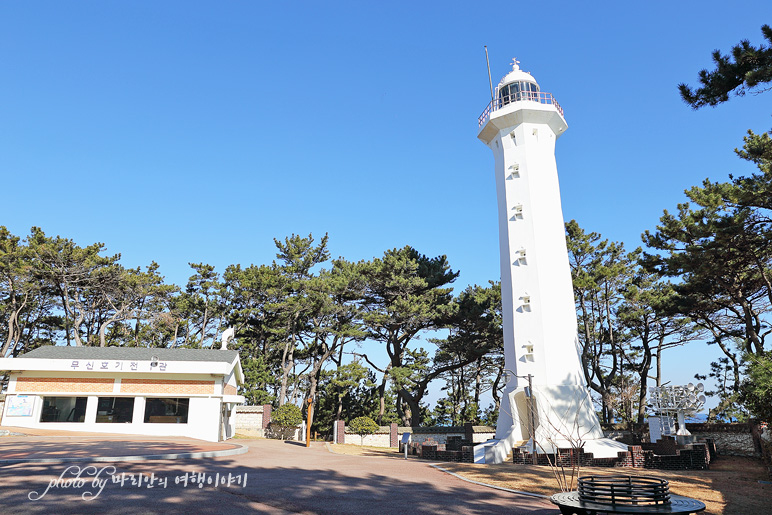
[{"left": 508, "top": 163, "right": 519, "bottom": 179}]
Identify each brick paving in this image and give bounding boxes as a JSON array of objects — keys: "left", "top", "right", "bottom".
[{"left": 0, "top": 431, "right": 558, "bottom": 514}]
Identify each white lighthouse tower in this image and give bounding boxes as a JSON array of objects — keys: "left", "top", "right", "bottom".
[{"left": 476, "top": 59, "right": 627, "bottom": 463}]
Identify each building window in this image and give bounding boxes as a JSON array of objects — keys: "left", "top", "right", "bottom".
[
  {"left": 500, "top": 81, "right": 540, "bottom": 105},
  {"left": 96, "top": 397, "right": 135, "bottom": 423},
  {"left": 144, "top": 398, "right": 189, "bottom": 424},
  {"left": 40, "top": 397, "right": 87, "bottom": 423}
]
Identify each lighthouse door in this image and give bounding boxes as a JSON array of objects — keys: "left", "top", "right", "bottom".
[{"left": 513, "top": 391, "right": 539, "bottom": 441}]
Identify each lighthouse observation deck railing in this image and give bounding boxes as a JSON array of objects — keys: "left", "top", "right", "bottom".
[{"left": 478, "top": 92, "right": 563, "bottom": 128}]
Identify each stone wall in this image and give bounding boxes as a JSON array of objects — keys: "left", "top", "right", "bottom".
[
  {"left": 509, "top": 440, "right": 712, "bottom": 471},
  {"left": 399, "top": 424, "right": 496, "bottom": 444},
  {"left": 352, "top": 428, "right": 391, "bottom": 447},
  {"left": 335, "top": 422, "right": 496, "bottom": 449},
  {"left": 398, "top": 426, "right": 465, "bottom": 446},
  {"left": 603, "top": 422, "right": 761, "bottom": 458},
  {"left": 336, "top": 423, "right": 398, "bottom": 447},
  {"left": 687, "top": 423, "right": 760, "bottom": 457},
  {"left": 234, "top": 404, "right": 272, "bottom": 437},
  {"left": 759, "top": 423, "right": 771, "bottom": 476}
]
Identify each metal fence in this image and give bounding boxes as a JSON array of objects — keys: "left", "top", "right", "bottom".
[{"left": 478, "top": 91, "right": 563, "bottom": 127}]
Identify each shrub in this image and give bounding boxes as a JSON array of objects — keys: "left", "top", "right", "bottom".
[
  {"left": 349, "top": 416, "right": 380, "bottom": 445},
  {"left": 269, "top": 404, "right": 303, "bottom": 440}
]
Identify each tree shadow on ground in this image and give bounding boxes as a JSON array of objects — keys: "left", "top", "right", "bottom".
[
  {"left": 0, "top": 439, "right": 234, "bottom": 460},
  {"left": 329, "top": 445, "right": 425, "bottom": 460},
  {"left": 440, "top": 455, "right": 772, "bottom": 515},
  {"left": 0, "top": 448, "right": 557, "bottom": 515}
]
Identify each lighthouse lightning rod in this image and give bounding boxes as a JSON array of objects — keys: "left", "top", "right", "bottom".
[{"left": 484, "top": 46, "right": 494, "bottom": 102}]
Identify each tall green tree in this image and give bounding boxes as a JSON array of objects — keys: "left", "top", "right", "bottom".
[
  {"left": 359, "top": 246, "right": 458, "bottom": 426},
  {"left": 679, "top": 24, "right": 772, "bottom": 108},
  {"left": 641, "top": 137, "right": 772, "bottom": 415},
  {"left": 299, "top": 258, "right": 367, "bottom": 438},
  {"left": 642, "top": 154, "right": 772, "bottom": 351},
  {"left": 617, "top": 267, "right": 697, "bottom": 423},
  {"left": 566, "top": 220, "right": 636, "bottom": 423},
  {"left": 27, "top": 227, "right": 122, "bottom": 347},
  {"left": 270, "top": 233, "right": 331, "bottom": 406},
  {"left": 222, "top": 262, "right": 284, "bottom": 402},
  {"left": 327, "top": 361, "right": 374, "bottom": 423},
  {"left": 739, "top": 351, "right": 772, "bottom": 422},
  {"left": 182, "top": 263, "right": 223, "bottom": 347},
  {"left": 427, "top": 282, "right": 503, "bottom": 425},
  {"left": 666, "top": 24, "right": 772, "bottom": 420},
  {"left": 696, "top": 355, "right": 749, "bottom": 421},
  {"left": 124, "top": 262, "right": 179, "bottom": 348},
  {"left": 642, "top": 198, "right": 769, "bottom": 405},
  {"left": 0, "top": 227, "right": 43, "bottom": 357},
  {"left": 312, "top": 363, "right": 394, "bottom": 435},
  {"left": 96, "top": 262, "right": 178, "bottom": 348}
]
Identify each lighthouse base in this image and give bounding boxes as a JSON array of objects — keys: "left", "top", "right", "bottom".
[{"left": 474, "top": 384, "right": 628, "bottom": 464}]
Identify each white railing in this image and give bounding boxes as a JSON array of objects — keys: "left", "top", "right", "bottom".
[{"left": 478, "top": 92, "right": 564, "bottom": 128}]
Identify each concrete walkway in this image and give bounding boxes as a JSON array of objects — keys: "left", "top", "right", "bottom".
[{"left": 0, "top": 432, "right": 558, "bottom": 514}]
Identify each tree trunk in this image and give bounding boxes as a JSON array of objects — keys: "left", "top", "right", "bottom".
[
  {"left": 278, "top": 336, "right": 296, "bottom": 407},
  {"left": 1, "top": 288, "right": 28, "bottom": 357},
  {"left": 656, "top": 344, "right": 662, "bottom": 386},
  {"left": 71, "top": 308, "right": 85, "bottom": 346},
  {"left": 198, "top": 300, "right": 209, "bottom": 346},
  {"left": 335, "top": 347, "right": 345, "bottom": 421},
  {"left": 399, "top": 389, "right": 422, "bottom": 427},
  {"left": 98, "top": 310, "right": 124, "bottom": 347},
  {"left": 376, "top": 365, "right": 390, "bottom": 424}
]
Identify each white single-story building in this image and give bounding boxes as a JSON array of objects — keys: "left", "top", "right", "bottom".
[{"left": 0, "top": 346, "right": 245, "bottom": 442}]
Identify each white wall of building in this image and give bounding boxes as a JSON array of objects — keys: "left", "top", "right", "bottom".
[{"left": 1, "top": 393, "right": 228, "bottom": 442}]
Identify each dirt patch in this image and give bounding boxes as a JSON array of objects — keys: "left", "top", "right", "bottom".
[
  {"left": 439, "top": 458, "right": 771, "bottom": 515},
  {"left": 328, "top": 446, "right": 771, "bottom": 515}
]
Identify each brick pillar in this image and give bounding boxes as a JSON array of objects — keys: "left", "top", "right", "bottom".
[
  {"left": 389, "top": 423, "right": 398, "bottom": 447},
  {"left": 336, "top": 420, "right": 345, "bottom": 444},
  {"left": 464, "top": 422, "right": 474, "bottom": 443},
  {"left": 262, "top": 404, "right": 272, "bottom": 428},
  {"left": 633, "top": 445, "right": 645, "bottom": 468}
]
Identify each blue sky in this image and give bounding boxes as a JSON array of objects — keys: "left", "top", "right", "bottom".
[{"left": 2, "top": 2, "right": 771, "bottom": 410}]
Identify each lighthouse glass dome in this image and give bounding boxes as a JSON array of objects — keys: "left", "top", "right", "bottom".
[{"left": 499, "top": 80, "right": 540, "bottom": 105}]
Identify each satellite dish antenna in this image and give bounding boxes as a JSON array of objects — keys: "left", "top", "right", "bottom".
[{"left": 696, "top": 383, "right": 704, "bottom": 392}]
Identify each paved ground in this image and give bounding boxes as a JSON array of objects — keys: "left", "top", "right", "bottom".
[
  {"left": 0, "top": 425, "right": 245, "bottom": 462},
  {"left": 0, "top": 430, "right": 558, "bottom": 514}
]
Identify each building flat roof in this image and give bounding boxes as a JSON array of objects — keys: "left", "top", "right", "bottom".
[{"left": 17, "top": 346, "right": 239, "bottom": 364}]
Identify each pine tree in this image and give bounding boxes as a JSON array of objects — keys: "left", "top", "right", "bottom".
[{"left": 679, "top": 24, "right": 772, "bottom": 108}]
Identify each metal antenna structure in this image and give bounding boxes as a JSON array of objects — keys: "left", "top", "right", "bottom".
[{"left": 647, "top": 383, "right": 706, "bottom": 442}]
